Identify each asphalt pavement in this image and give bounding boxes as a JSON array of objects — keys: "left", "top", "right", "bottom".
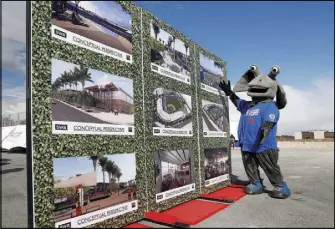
[
  {"left": 52, "top": 100, "right": 109, "bottom": 123},
  {"left": 1, "top": 152, "right": 28, "bottom": 228},
  {"left": 1, "top": 147, "right": 334, "bottom": 228}
]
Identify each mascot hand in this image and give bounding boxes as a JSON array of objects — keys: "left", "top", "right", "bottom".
[{"left": 219, "top": 80, "right": 233, "bottom": 96}]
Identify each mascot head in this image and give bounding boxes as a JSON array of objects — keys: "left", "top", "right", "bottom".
[{"left": 232, "top": 65, "right": 287, "bottom": 108}]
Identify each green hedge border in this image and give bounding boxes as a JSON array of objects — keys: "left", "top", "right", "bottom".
[{"left": 31, "top": 1, "right": 230, "bottom": 227}]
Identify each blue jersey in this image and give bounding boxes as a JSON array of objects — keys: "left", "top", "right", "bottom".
[{"left": 236, "top": 99, "right": 279, "bottom": 153}]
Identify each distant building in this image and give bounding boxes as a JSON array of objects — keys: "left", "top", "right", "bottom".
[{"left": 294, "top": 130, "right": 334, "bottom": 140}]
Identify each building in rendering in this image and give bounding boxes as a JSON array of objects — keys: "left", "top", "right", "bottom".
[{"left": 85, "top": 83, "right": 134, "bottom": 114}]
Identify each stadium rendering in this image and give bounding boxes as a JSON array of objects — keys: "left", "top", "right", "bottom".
[
  {"left": 202, "top": 101, "right": 225, "bottom": 132},
  {"left": 153, "top": 88, "right": 192, "bottom": 129}
]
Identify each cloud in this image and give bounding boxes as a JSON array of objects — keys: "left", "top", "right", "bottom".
[
  {"left": 75, "top": 1, "right": 132, "bottom": 30},
  {"left": 2, "top": 86, "right": 26, "bottom": 115},
  {"left": 175, "top": 4, "right": 184, "bottom": 10},
  {"left": 200, "top": 53, "right": 224, "bottom": 76},
  {"left": 2, "top": 98, "right": 26, "bottom": 116},
  {"left": 229, "top": 77, "right": 334, "bottom": 136},
  {"left": 2, "top": 1, "right": 26, "bottom": 75}
]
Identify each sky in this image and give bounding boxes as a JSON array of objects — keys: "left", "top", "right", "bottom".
[
  {"left": 200, "top": 53, "right": 223, "bottom": 77},
  {"left": 150, "top": 22, "right": 189, "bottom": 55},
  {"left": 72, "top": 1, "right": 132, "bottom": 30},
  {"left": 52, "top": 59, "right": 133, "bottom": 97},
  {"left": 53, "top": 154, "right": 136, "bottom": 184},
  {"left": 2, "top": 1, "right": 334, "bottom": 135}
]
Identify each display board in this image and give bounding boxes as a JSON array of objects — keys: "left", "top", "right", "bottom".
[
  {"left": 29, "top": 1, "right": 146, "bottom": 228},
  {"left": 141, "top": 10, "right": 200, "bottom": 212},
  {"left": 194, "top": 45, "right": 231, "bottom": 194},
  {"left": 28, "top": 1, "right": 231, "bottom": 228}
]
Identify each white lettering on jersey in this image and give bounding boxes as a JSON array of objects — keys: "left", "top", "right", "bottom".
[{"left": 247, "top": 109, "right": 259, "bottom": 116}]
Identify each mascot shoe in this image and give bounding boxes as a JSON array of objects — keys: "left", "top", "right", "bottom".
[
  {"left": 271, "top": 181, "right": 291, "bottom": 199},
  {"left": 245, "top": 180, "right": 264, "bottom": 194}
]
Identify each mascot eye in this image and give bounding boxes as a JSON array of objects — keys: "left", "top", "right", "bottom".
[
  {"left": 271, "top": 65, "right": 280, "bottom": 74},
  {"left": 250, "top": 65, "right": 258, "bottom": 71}
]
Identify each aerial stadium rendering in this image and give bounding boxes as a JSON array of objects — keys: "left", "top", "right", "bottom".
[
  {"left": 202, "top": 100, "right": 226, "bottom": 131},
  {"left": 153, "top": 88, "right": 192, "bottom": 136},
  {"left": 51, "top": 1, "right": 132, "bottom": 61}
]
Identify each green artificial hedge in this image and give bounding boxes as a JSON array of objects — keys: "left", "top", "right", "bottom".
[{"left": 30, "top": 1, "right": 230, "bottom": 228}]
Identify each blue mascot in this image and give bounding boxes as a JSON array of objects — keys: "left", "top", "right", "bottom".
[{"left": 219, "top": 64, "right": 291, "bottom": 199}]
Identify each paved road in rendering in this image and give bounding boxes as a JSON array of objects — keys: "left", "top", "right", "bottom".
[
  {"left": 202, "top": 109, "right": 218, "bottom": 131},
  {"left": 52, "top": 101, "right": 110, "bottom": 124}
]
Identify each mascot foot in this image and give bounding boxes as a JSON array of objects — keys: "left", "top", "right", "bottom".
[
  {"left": 271, "top": 181, "right": 291, "bottom": 199},
  {"left": 245, "top": 180, "right": 264, "bottom": 195}
]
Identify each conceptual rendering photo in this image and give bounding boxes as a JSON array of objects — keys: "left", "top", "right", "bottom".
[
  {"left": 202, "top": 100, "right": 226, "bottom": 132},
  {"left": 150, "top": 21, "right": 190, "bottom": 76},
  {"left": 200, "top": 53, "right": 224, "bottom": 91},
  {"left": 51, "top": 1, "right": 132, "bottom": 55},
  {"left": 204, "top": 148, "right": 229, "bottom": 181},
  {"left": 155, "top": 149, "right": 195, "bottom": 194},
  {"left": 153, "top": 88, "right": 192, "bottom": 129},
  {"left": 53, "top": 154, "right": 136, "bottom": 224},
  {"left": 51, "top": 59, "right": 134, "bottom": 134}
]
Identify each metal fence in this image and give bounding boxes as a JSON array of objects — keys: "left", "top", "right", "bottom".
[{"left": 1, "top": 112, "right": 26, "bottom": 127}]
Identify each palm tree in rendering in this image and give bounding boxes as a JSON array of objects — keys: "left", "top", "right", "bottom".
[
  {"left": 106, "top": 160, "right": 117, "bottom": 193},
  {"left": 214, "top": 61, "right": 221, "bottom": 69},
  {"left": 98, "top": 156, "right": 108, "bottom": 190},
  {"left": 89, "top": 156, "right": 99, "bottom": 171},
  {"left": 77, "top": 65, "right": 93, "bottom": 91},
  {"left": 152, "top": 23, "right": 160, "bottom": 41},
  {"left": 184, "top": 42, "right": 189, "bottom": 65},
  {"left": 167, "top": 36, "right": 173, "bottom": 50},
  {"left": 115, "top": 169, "right": 122, "bottom": 194}
]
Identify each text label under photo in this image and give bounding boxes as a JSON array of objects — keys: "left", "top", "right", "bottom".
[
  {"left": 51, "top": 25, "right": 132, "bottom": 63},
  {"left": 53, "top": 121, "right": 135, "bottom": 136},
  {"left": 205, "top": 174, "right": 229, "bottom": 187},
  {"left": 151, "top": 63, "right": 191, "bottom": 85},
  {"left": 55, "top": 200, "right": 138, "bottom": 228},
  {"left": 156, "top": 183, "right": 195, "bottom": 203}
]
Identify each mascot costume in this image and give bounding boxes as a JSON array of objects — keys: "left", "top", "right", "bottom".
[{"left": 219, "top": 64, "right": 291, "bottom": 199}]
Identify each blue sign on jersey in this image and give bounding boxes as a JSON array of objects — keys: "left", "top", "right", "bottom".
[{"left": 236, "top": 99, "right": 279, "bottom": 153}]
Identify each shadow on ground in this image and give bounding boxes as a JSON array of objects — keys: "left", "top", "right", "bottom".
[{"left": 0, "top": 168, "right": 24, "bottom": 175}]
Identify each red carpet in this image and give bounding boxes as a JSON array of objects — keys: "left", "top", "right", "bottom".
[
  {"left": 145, "top": 211, "right": 178, "bottom": 225},
  {"left": 123, "top": 222, "right": 152, "bottom": 228},
  {"left": 156, "top": 200, "right": 229, "bottom": 225},
  {"left": 202, "top": 186, "right": 247, "bottom": 202}
]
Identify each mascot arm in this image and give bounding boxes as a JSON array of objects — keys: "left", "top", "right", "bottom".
[
  {"left": 275, "top": 84, "right": 287, "bottom": 110},
  {"left": 259, "top": 104, "right": 279, "bottom": 145},
  {"left": 260, "top": 122, "right": 276, "bottom": 145},
  {"left": 229, "top": 93, "right": 240, "bottom": 107}
]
